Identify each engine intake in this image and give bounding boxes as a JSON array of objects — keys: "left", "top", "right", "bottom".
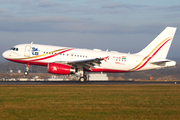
[{"left": 48, "top": 63, "right": 75, "bottom": 74}]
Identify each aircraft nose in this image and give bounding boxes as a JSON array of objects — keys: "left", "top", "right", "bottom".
[{"left": 2, "top": 51, "right": 9, "bottom": 59}]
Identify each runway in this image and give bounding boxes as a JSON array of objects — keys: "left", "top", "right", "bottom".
[{"left": 0, "top": 81, "right": 179, "bottom": 85}]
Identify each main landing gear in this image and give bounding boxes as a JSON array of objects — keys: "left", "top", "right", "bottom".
[
  {"left": 78, "top": 68, "right": 87, "bottom": 83},
  {"left": 79, "top": 75, "right": 87, "bottom": 83},
  {"left": 24, "top": 64, "right": 29, "bottom": 76}
]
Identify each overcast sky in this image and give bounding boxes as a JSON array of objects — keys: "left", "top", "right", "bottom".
[{"left": 0, "top": 0, "right": 180, "bottom": 62}]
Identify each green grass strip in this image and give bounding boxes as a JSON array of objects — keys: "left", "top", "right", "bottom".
[{"left": 0, "top": 85, "right": 180, "bottom": 120}]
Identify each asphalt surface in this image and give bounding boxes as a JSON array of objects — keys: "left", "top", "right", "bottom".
[{"left": 0, "top": 81, "right": 179, "bottom": 85}]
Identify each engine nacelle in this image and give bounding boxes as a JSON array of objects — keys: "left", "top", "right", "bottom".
[{"left": 48, "top": 63, "right": 76, "bottom": 74}]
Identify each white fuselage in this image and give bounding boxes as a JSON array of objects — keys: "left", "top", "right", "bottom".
[{"left": 2, "top": 44, "right": 176, "bottom": 73}]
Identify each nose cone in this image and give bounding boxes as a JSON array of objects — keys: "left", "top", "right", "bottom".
[{"left": 2, "top": 51, "right": 9, "bottom": 59}]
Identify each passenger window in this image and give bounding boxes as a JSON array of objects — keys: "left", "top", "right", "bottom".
[{"left": 16, "top": 48, "right": 18, "bottom": 51}]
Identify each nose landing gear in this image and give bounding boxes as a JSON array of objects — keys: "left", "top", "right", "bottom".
[{"left": 24, "top": 64, "right": 29, "bottom": 76}]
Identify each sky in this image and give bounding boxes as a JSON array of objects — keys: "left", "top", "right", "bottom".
[{"left": 0, "top": 0, "right": 180, "bottom": 62}]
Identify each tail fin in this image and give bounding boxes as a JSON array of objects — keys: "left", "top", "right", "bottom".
[{"left": 137, "top": 27, "right": 177, "bottom": 59}]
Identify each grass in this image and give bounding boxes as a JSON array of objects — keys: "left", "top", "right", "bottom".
[{"left": 0, "top": 85, "right": 180, "bottom": 120}]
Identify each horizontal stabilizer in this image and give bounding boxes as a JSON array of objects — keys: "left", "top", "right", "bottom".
[
  {"left": 150, "top": 60, "right": 176, "bottom": 67},
  {"left": 150, "top": 60, "right": 171, "bottom": 65}
]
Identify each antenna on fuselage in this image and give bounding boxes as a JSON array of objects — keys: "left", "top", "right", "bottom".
[{"left": 31, "top": 41, "right": 33, "bottom": 44}]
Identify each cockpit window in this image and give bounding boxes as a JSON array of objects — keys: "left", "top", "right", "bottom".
[{"left": 10, "top": 47, "right": 19, "bottom": 51}]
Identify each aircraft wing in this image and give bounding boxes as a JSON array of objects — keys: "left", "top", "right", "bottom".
[
  {"left": 55, "top": 56, "right": 109, "bottom": 70},
  {"left": 68, "top": 58, "right": 102, "bottom": 64},
  {"left": 68, "top": 58, "right": 102, "bottom": 70}
]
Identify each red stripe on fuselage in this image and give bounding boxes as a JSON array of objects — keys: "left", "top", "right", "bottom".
[
  {"left": 5, "top": 48, "right": 74, "bottom": 66},
  {"left": 6, "top": 58, "right": 48, "bottom": 66},
  {"left": 86, "top": 68, "right": 128, "bottom": 73}
]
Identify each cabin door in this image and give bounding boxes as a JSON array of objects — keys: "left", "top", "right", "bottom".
[{"left": 24, "top": 45, "right": 31, "bottom": 57}]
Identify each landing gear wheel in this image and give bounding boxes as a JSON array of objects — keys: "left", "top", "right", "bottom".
[
  {"left": 24, "top": 64, "right": 30, "bottom": 76},
  {"left": 83, "top": 75, "right": 87, "bottom": 80},
  {"left": 79, "top": 76, "right": 86, "bottom": 83},
  {"left": 24, "top": 71, "right": 28, "bottom": 76}
]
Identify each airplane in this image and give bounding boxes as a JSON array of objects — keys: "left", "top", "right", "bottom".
[{"left": 2, "top": 27, "right": 177, "bottom": 82}]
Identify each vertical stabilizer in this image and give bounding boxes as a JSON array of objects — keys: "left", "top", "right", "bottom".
[{"left": 137, "top": 27, "right": 177, "bottom": 59}]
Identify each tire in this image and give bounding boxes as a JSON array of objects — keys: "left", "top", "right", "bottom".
[
  {"left": 83, "top": 75, "right": 87, "bottom": 80},
  {"left": 24, "top": 71, "right": 28, "bottom": 76},
  {"left": 79, "top": 77, "right": 85, "bottom": 83}
]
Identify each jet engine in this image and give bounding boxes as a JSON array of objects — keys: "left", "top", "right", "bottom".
[{"left": 48, "top": 63, "right": 76, "bottom": 74}]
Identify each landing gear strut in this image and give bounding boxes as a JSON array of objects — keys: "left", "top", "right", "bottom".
[
  {"left": 24, "top": 64, "right": 29, "bottom": 76},
  {"left": 78, "top": 68, "right": 87, "bottom": 83}
]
